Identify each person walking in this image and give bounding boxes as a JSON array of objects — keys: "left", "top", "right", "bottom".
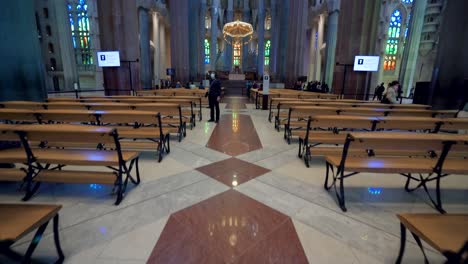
[
  {"left": 381, "top": 81, "right": 398, "bottom": 104},
  {"left": 207, "top": 73, "right": 221, "bottom": 123},
  {"left": 373, "top": 82, "right": 385, "bottom": 101}
]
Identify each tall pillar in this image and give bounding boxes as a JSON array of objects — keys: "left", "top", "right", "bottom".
[
  {"left": 159, "top": 22, "right": 166, "bottom": 81},
  {"left": 315, "top": 15, "right": 324, "bottom": 81},
  {"left": 257, "top": 0, "right": 265, "bottom": 76},
  {"left": 210, "top": 0, "right": 220, "bottom": 71},
  {"left": 226, "top": 0, "right": 234, "bottom": 72},
  {"left": 429, "top": 0, "right": 468, "bottom": 109},
  {"left": 399, "top": 0, "right": 427, "bottom": 96},
  {"left": 323, "top": 0, "right": 340, "bottom": 89},
  {"left": 169, "top": 0, "right": 190, "bottom": 82},
  {"left": 0, "top": 0, "right": 47, "bottom": 101},
  {"left": 98, "top": 0, "right": 140, "bottom": 95},
  {"left": 285, "top": 0, "right": 308, "bottom": 86},
  {"left": 200, "top": 0, "right": 207, "bottom": 77},
  {"left": 242, "top": 0, "right": 250, "bottom": 72},
  {"left": 308, "top": 23, "right": 318, "bottom": 81},
  {"left": 152, "top": 13, "right": 160, "bottom": 85},
  {"left": 53, "top": 0, "right": 79, "bottom": 90},
  {"left": 270, "top": 0, "right": 278, "bottom": 75},
  {"left": 87, "top": 0, "right": 104, "bottom": 89},
  {"left": 139, "top": 7, "right": 152, "bottom": 89}
]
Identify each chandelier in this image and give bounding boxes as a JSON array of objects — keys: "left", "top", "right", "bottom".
[{"left": 222, "top": 20, "right": 254, "bottom": 46}]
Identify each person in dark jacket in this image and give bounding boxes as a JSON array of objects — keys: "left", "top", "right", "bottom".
[
  {"left": 373, "top": 83, "right": 385, "bottom": 101},
  {"left": 208, "top": 73, "right": 221, "bottom": 123}
]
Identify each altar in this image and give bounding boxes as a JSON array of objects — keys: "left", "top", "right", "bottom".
[{"left": 229, "top": 73, "right": 245, "bottom": 81}]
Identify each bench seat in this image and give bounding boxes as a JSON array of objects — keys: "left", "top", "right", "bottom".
[
  {"left": 33, "top": 149, "right": 139, "bottom": 166},
  {"left": 441, "top": 159, "right": 468, "bottom": 174},
  {"left": 34, "top": 170, "right": 117, "bottom": 184},
  {"left": 0, "top": 168, "right": 26, "bottom": 182},
  {"left": 0, "top": 148, "right": 27, "bottom": 163},
  {"left": 396, "top": 213, "right": 468, "bottom": 263},
  {"left": 0, "top": 204, "right": 61, "bottom": 241},
  {"left": 326, "top": 156, "right": 436, "bottom": 173}
]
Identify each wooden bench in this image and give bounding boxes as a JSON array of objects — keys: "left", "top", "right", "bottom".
[
  {"left": 98, "top": 111, "right": 169, "bottom": 162},
  {"left": 396, "top": 213, "right": 468, "bottom": 263},
  {"left": 132, "top": 103, "right": 187, "bottom": 142},
  {"left": 324, "top": 132, "right": 468, "bottom": 212},
  {"left": 0, "top": 101, "right": 45, "bottom": 110},
  {"left": 12, "top": 124, "right": 141, "bottom": 205},
  {"left": 0, "top": 204, "right": 64, "bottom": 263},
  {"left": 298, "top": 116, "right": 378, "bottom": 167},
  {"left": 0, "top": 109, "right": 39, "bottom": 123}
]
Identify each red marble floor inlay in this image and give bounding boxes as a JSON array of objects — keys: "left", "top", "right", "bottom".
[
  {"left": 147, "top": 190, "right": 308, "bottom": 264},
  {"left": 196, "top": 157, "right": 270, "bottom": 187},
  {"left": 224, "top": 96, "right": 248, "bottom": 109},
  {"left": 206, "top": 114, "right": 262, "bottom": 156}
]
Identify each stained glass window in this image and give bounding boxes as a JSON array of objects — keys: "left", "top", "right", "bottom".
[
  {"left": 67, "top": 0, "right": 93, "bottom": 65},
  {"left": 265, "top": 15, "right": 271, "bottom": 30},
  {"left": 264, "top": 40, "right": 271, "bottom": 66},
  {"left": 384, "top": 9, "right": 401, "bottom": 71},
  {"left": 204, "top": 39, "right": 210, "bottom": 64},
  {"left": 233, "top": 43, "right": 241, "bottom": 66},
  {"left": 402, "top": 0, "right": 413, "bottom": 3}
]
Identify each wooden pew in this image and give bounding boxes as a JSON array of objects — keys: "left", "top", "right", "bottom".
[
  {"left": 37, "top": 110, "right": 99, "bottom": 125},
  {"left": 16, "top": 124, "right": 141, "bottom": 205},
  {"left": 0, "top": 204, "right": 64, "bottom": 263},
  {"left": 98, "top": 111, "right": 169, "bottom": 162},
  {"left": 0, "top": 109, "right": 39, "bottom": 123},
  {"left": 396, "top": 214, "right": 468, "bottom": 263},
  {"left": 298, "top": 116, "right": 378, "bottom": 167},
  {"left": 132, "top": 103, "right": 187, "bottom": 142},
  {"left": 324, "top": 132, "right": 468, "bottom": 212},
  {"left": 0, "top": 124, "right": 28, "bottom": 183},
  {"left": 0, "top": 101, "right": 45, "bottom": 110}
]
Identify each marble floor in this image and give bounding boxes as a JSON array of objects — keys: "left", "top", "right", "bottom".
[{"left": 1, "top": 96, "right": 467, "bottom": 263}]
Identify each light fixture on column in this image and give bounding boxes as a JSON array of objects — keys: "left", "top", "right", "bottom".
[{"left": 222, "top": 20, "right": 254, "bottom": 46}]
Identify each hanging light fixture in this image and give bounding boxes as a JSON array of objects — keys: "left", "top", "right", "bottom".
[{"left": 223, "top": 20, "right": 254, "bottom": 46}]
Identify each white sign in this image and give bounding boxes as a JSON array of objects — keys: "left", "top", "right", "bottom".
[
  {"left": 263, "top": 75, "right": 270, "bottom": 94},
  {"left": 97, "top": 51, "right": 121, "bottom": 67},
  {"left": 353, "top": 56, "right": 380, "bottom": 72}
]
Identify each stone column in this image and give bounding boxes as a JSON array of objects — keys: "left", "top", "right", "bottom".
[
  {"left": 210, "top": 0, "right": 220, "bottom": 71},
  {"left": 323, "top": 0, "right": 340, "bottom": 89},
  {"left": 152, "top": 12, "right": 160, "bottom": 85},
  {"left": 98, "top": 0, "right": 140, "bottom": 95},
  {"left": 87, "top": 0, "right": 104, "bottom": 89},
  {"left": 139, "top": 7, "right": 152, "bottom": 89},
  {"left": 0, "top": 0, "right": 47, "bottom": 101},
  {"left": 308, "top": 23, "right": 317, "bottom": 81},
  {"left": 169, "top": 0, "right": 190, "bottom": 82},
  {"left": 316, "top": 14, "right": 324, "bottom": 81},
  {"left": 242, "top": 0, "right": 250, "bottom": 72},
  {"left": 429, "top": 0, "right": 468, "bottom": 108},
  {"left": 159, "top": 21, "right": 166, "bottom": 81},
  {"left": 53, "top": 0, "right": 79, "bottom": 90},
  {"left": 226, "top": 0, "right": 234, "bottom": 72},
  {"left": 285, "top": 0, "right": 308, "bottom": 86},
  {"left": 257, "top": 0, "right": 265, "bottom": 76},
  {"left": 200, "top": 0, "right": 207, "bottom": 77},
  {"left": 270, "top": 0, "right": 278, "bottom": 75},
  {"left": 399, "top": 0, "right": 427, "bottom": 96}
]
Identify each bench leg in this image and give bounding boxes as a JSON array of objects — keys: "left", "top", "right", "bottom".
[
  {"left": 165, "top": 134, "right": 171, "bottom": 153},
  {"left": 411, "top": 232, "right": 430, "bottom": 264},
  {"left": 298, "top": 138, "right": 303, "bottom": 158},
  {"left": 22, "top": 218, "right": 50, "bottom": 263},
  {"left": 303, "top": 146, "right": 310, "bottom": 168},
  {"left": 395, "top": 223, "right": 406, "bottom": 264},
  {"left": 23, "top": 182, "right": 41, "bottom": 202},
  {"left": 420, "top": 173, "right": 446, "bottom": 214},
  {"left": 53, "top": 214, "right": 65, "bottom": 263}
]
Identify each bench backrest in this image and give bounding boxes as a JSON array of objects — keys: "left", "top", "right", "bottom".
[
  {"left": 38, "top": 110, "right": 98, "bottom": 124},
  {"left": 98, "top": 111, "right": 160, "bottom": 125},
  {"left": 375, "top": 117, "right": 442, "bottom": 131},
  {"left": 0, "top": 109, "right": 38, "bottom": 123},
  {"left": 1, "top": 101, "right": 45, "bottom": 110}
]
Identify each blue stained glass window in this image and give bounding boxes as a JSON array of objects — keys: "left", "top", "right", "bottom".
[
  {"left": 264, "top": 40, "right": 271, "bottom": 66},
  {"left": 384, "top": 9, "right": 402, "bottom": 71},
  {"left": 68, "top": 0, "right": 93, "bottom": 65},
  {"left": 402, "top": 0, "right": 413, "bottom": 3},
  {"left": 204, "top": 39, "right": 210, "bottom": 64}
]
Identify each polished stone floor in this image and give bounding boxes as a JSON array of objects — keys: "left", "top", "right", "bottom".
[{"left": 1, "top": 96, "right": 468, "bottom": 263}]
